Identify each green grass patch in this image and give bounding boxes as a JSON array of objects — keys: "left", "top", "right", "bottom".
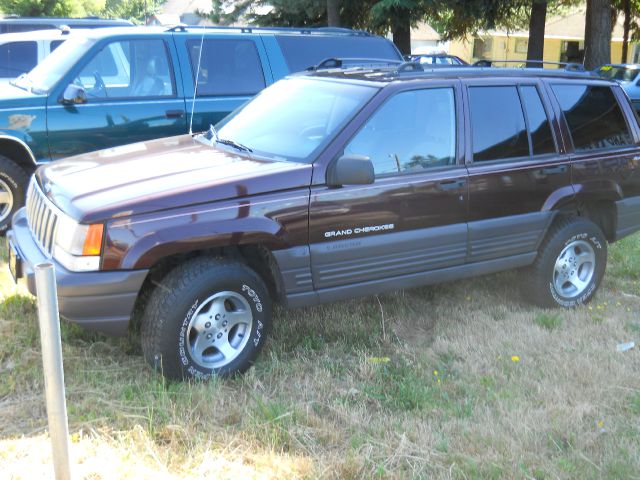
[{"left": 533, "top": 312, "right": 563, "bottom": 331}]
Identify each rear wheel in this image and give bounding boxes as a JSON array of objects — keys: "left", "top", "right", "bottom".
[
  {"left": 141, "top": 257, "right": 271, "bottom": 380},
  {"left": 527, "top": 217, "right": 607, "bottom": 308},
  {"left": 0, "top": 156, "right": 28, "bottom": 233}
]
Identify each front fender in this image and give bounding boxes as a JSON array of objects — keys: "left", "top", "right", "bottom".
[
  {"left": 0, "top": 110, "right": 49, "bottom": 163},
  {"left": 102, "top": 191, "right": 310, "bottom": 270}
]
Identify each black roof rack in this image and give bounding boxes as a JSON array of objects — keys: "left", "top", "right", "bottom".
[
  {"left": 473, "top": 59, "right": 587, "bottom": 73},
  {"left": 166, "top": 25, "right": 372, "bottom": 36},
  {"left": 308, "top": 57, "right": 404, "bottom": 71}
]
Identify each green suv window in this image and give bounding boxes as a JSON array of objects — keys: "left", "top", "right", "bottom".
[{"left": 76, "top": 39, "right": 175, "bottom": 99}]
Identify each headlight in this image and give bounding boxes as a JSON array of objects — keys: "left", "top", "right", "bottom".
[{"left": 53, "top": 215, "right": 104, "bottom": 272}]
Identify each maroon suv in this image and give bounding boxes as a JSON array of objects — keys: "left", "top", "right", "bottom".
[{"left": 8, "top": 65, "right": 640, "bottom": 379}]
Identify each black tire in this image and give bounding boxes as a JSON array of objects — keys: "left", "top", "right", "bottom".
[
  {"left": 0, "top": 155, "right": 28, "bottom": 234},
  {"left": 140, "top": 257, "right": 272, "bottom": 380},
  {"left": 527, "top": 217, "right": 607, "bottom": 308}
]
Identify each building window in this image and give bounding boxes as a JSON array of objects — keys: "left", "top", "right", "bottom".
[
  {"left": 472, "top": 38, "right": 493, "bottom": 60},
  {"left": 560, "top": 40, "right": 584, "bottom": 64},
  {"left": 515, "top": 38, "right": 528, "bottom": 54}
]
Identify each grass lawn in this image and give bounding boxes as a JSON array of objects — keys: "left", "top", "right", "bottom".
[{"left": 1, "top": 236, "right": 639, "bottom": 479}]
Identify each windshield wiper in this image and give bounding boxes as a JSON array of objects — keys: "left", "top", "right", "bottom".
[
  {"left": 216, "top": 138, "right": 253, "bottom": 153},
  {"left": 10, "top": 73, "right": 31, "bottom": 92},
  {"left": 199, "top": 124, "right": 253, "bottom": 153},
  {"left": 211, "top": 124, "right": 253, "bottom": 152}
]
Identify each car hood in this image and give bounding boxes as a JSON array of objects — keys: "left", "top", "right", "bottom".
[
  {"left": 0, "top": 82, "right": 46, "bottom": 107},
  {"left": 36, "top": 134, "right": 313, "bottom": 223}
]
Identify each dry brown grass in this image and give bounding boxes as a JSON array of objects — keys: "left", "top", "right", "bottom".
[{"left": 1, "top": 236, "right": 640, "bottom": 479}]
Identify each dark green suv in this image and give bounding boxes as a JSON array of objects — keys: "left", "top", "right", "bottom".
[{"left": 0, "top": 25, "right": 401, "bottom": 231}]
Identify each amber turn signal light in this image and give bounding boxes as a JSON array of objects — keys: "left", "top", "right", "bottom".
[{"left": 82, "top": 224, "right": 104, "bottom": 256}]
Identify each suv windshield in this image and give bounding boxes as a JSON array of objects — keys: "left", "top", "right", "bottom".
[
  {"left": 215, "top": 77, "right": 377, "bottom": 162},
  {"left": 13, "top": 36, "right": 95, "bottom": 93},
  {"left": 597, "top": 65, "right": 640, "bottom": 82}
]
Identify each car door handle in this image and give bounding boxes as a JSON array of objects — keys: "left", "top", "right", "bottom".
[
  {"left": 542, "top": 165, "right": 567, "bottom": 175},
  {"left": 437, "top": 179, "right": 466, "bottom": 191},
  {"left": 631, "top": 156, "right": 640, "bottom": 168},
  {"left": 165, "top": 109, "right": 185, "bottom": 119}
]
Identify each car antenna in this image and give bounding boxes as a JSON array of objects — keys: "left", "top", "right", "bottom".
[{"left": 189, "top": 31, "right": 205, "bottom": 135}]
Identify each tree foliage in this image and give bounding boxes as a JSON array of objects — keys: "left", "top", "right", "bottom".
[
  {"left": 101, "top": 0, "right": 164, "bottom": 23},
  {"left": 0, "top": 0, "right": 104, "bottom": 16},
  {"left": 0, "top": 0, "right": 164, "bottom": 22}
]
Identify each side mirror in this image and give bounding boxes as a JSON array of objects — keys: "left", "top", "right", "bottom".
[
  {"left": 60, "top": 84, "right": 87, "bottom": 105},
  {"left": 327, "top": 154, "right": 374, "bottom": 186}
]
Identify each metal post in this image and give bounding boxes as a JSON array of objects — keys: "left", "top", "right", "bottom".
[{"left": 34, "top": 262, "right": 72, "bottom": 480}]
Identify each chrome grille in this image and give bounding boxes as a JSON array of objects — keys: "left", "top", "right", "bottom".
[{"left": 25, "top": 179, "right": 59, "bottom": 256}]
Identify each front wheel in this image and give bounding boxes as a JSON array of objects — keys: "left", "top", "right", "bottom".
[
  {"left": 141, "top": 257, "right": 272, "bottom": 380},
  {"left": 527, "top": 217, "right": 607, "bottom": 308}
]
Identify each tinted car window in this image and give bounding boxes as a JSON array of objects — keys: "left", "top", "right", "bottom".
[
  {"left": 597, "top": 65, "right": 639, "bottom": 82},
  {"left": 345, "top": 88, "right": 456, "bottom": 175},
  {"left": 470, "top": 86, "right": 529, "bottom": 161},
  {"left": 50, "top": 40, "right": 65, "bottom": 52},
  {"left": 276, "top": 35, "right": 400, "bottom": 72},
  {"left": 552, "top": 84, "right": 633, "bottom": 151},
  {"left": 0, "top": 41, "right": 37, "bottom": 77},
  {"left": 188, "top": 39, "right": 265, "bottom": 96},
  {"left": 520, "top": 86, "right": 556, "bottom": 155}
]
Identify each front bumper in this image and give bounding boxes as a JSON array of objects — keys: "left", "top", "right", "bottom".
[{"left": 7, "top": 208, "right": 148, "bottom": 336}]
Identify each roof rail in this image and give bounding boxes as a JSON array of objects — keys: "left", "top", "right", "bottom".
[
  {"left": 166, "top": 24, "right": 188, "bottom": 32},
  {"left": 473, "top": 59, "right": 586, "bottom": 72},
  {"left": 395, "top": 61, "right": 424, "bottom": 73},
  {"left": 167, "top": 25, "right": 372, "bottom": 36},
  {"left": 308, "top": 57, "right": 403, "bottom": 71}
]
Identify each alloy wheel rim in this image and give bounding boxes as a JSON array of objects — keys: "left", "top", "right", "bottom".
[
  {"left": 186, "top": 291, "right": 253, "bottom": 369},
  {"left": 552, "top": 239, "right": 596, "bottom": 298}
]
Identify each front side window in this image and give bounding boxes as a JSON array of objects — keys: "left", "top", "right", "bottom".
[
  {"left": 551, "top": 84, "right": 633, "bottom": 151},
  {"left": 215, "top": 77, "right": 376, "bottom": 161},
  {"left": 188, "top": 39, "right": 265, "bottom": 96},
  {"left": 469, "top": 86, "right": 529, "bottom": 161},
  {"left": 0, "top": 41, "right": 37, "bottom": 78},
  {"left": 344, "top": 88, "right": 456, "bottom": 176},
  {"left": 75, "top": 39, "right": 174, "bottom": 99}
]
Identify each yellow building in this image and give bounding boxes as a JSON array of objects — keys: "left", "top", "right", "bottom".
[{"left": 447, "top": 8, "right": 637, "bottom": 66}]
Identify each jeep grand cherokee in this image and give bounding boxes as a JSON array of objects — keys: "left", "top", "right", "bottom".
[{"left": 8, "top": 64, "right": 640, "bottom": 379}]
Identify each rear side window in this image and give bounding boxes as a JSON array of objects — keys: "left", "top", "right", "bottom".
[
  {"left": 0, "top": 41, "right": 37, "bottom": 77},
  {"left": 520, "top": 86, "right": 556, "bottom": 155},
  {"left": 50, "top": 40, "right": 65, "bottom": 52},
  {"left": 276, "top": 35, "right": 400, "bottom": 72},
  {"left": 551, "top": 84, "right": 633, "bottom": 151},
  {"left": 187, "top": 39, "right": 265, "bottom": 96},
  {"left": 469, "top": 86, "right": 529, "bottom": 161}
]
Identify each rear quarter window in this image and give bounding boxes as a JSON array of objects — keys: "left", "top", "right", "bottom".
[
  {"left": 551, "top": 84, "right": 634, "bottom": 151},
  {"left": 276, "top": 35, "right": 401, "bottom": 72}
]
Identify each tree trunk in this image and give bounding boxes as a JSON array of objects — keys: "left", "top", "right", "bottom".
[
  {"left": 327, "top": 0, "right": 340, "bottom": 27},
  {"left": 526, "top": 0, "right": 547, "bottom": 67},
  {"left": 584, "top": 0, "right": 612, "bottom": 70},
  {"left": 622, "top": 0, "right": 630, "bottom": 62},
  {"left": 392, "top": 9, "right": 411, "bottom": 55}
]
